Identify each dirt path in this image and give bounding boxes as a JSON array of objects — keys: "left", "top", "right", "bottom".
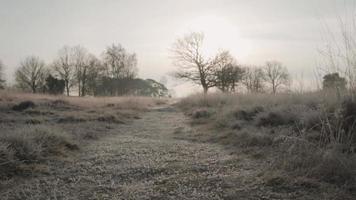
[{"left": 2, "top": 105, "right": 329, "bottom": 200}]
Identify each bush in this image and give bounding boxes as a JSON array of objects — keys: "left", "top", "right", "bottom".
[
  {"left": 191, "top": 108, "right": 212, "bottom": 119},
  {"left": 0, "top": 126, "right": 77, "bottom": 178},
  {"left": 234, "top": 106, "right": 264, "bottom": 121},
  {"left": 257, "top": 110, "right": 297, "bottom": 127},
  {"left": 12, "top": 101, "right": 35, "bottom": 111},
  {"left": 44, "top": 75, "right": 65, "bottom": 95}
]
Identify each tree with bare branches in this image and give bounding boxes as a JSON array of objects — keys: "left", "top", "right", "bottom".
[
  {"left": 86, "top": 55, "right": 105, "bottom": 96},
  {"left": 242, "top": 66, "right": 265, "bottom": 93},
  {"left": 264, "top": 61, "right": 290, "bottom": 94},
  {"left": 72, "top": 45, "right": 89, "bottom": 96},
  {"left": 171, "top": 32, "right": 216, "bottom": 94},
  {"left": 213, "top": 51, "right": 244, "bottom": 92},
  {"left": 52, "top": 46, "right": 76, "bottom": 96},
  {"left": 15, "top": 56, "right": 47, "bottom": 93},
  {"left": 103, "top": 44, "right": 138, "bottom": 80}
]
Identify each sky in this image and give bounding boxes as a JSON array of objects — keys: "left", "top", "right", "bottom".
[{"left": 0, "top": 0, "right": 355, "bottom": 96}]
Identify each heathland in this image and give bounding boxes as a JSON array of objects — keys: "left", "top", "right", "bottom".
[{"left": 0, "top": 91, "right": 355, "bottom": 199}]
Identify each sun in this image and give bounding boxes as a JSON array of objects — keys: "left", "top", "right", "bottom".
[{"left": 181, "top": 15, "right": 251, "bottom": 60}]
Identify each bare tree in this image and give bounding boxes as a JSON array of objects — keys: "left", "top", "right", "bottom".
[
  {"left": 213, "top": 51, "right": 244, "bottom": 92},
  {"left": 242, "top": 66, "right": 265, "bottom": 93},
  {"left": 264, "top": 61, "right": 290, "bottom": 94},
  {"left": 15, "top": 56, "right": 47, "bottom": 93},
  {"left": 72, "top": 46, "right": 89, "bottom": 96},
  {"left": 52, "top": 46, "right": 75, "bottom": 96},
  {"left": 171, "top": 32, "right": 216, "bottom": 94},
  {"left": 84, "top": 54, "right": 104, "bottom": 96},
  {"left": 0, "top": 60, "right": 5, "bottom": 89},
  {"left": 103, "top": 44, "right": 138, "bottom": 79}
]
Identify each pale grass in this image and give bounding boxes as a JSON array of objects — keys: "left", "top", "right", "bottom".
[{"left": 0, "top": 90, "right": 168, "bottom": 109}]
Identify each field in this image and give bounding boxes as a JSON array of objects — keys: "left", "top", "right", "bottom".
[
  {"left": 177, "top": 92, "right": 356, "bottom": 199},
  {"left": 0, "top": 91, "right": 167, "bottom": 198},
  {"left": 0, "top": 91, "right": 355, "bottom": 199}
]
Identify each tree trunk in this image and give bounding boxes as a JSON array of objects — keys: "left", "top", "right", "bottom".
[
  {"left": 65, "top": 80, "right": 70, "bottom": 96},
  {"left": 78, "top": 81, "right": 81, "bottom": 97},
  {"left": 203, "top": 86, "right": 208, "bottom": 94},
  {"left": 81, "top": 79, "right": 86, "bottom": 97},
  {"left": 32, "top": 82, "right": 36, "bottom": 93}
]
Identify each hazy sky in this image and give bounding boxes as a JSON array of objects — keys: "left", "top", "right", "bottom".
[{"left": 0, "top": 0, "right": 354, "bottom": 96}]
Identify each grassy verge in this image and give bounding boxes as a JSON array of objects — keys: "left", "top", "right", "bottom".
[
  {"left": 177, "top": 92, "right": 356, "bottom": 192},
  {"left": 0, "top": 91, "right": 167, "bottom": 179}
]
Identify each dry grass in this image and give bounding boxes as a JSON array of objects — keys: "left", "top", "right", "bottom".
[
  {"left": 177, "top": 91, "right": 356, "bottom": 191},
  {"left": 0, "top": 90, "right": 168, "bottom": 110},
  {"left": 0, "top": 91, "right": 166, "bottom": 181},
  {"left": 0, "top": 126, "right": 77, "bottom": 178}
]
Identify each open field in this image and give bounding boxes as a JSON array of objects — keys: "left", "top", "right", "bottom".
[
  {"left": 0, "top": 91, "right": 167, "bottom": 196},
  {"left": 0, "top": 91, "right": 355, "bottom": 199}
]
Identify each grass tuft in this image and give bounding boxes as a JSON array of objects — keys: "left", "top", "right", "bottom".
[
  {"left": 0, "top": 125, "right": 77, "bottom": 178},
  {"left": 12, "top": 101, "right": 35, "bottom": 111}
]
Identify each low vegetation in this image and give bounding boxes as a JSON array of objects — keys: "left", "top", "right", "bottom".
[
  {"left": 177, "top": 92, "right": 356, "bottom": 194},
  {"left": 0, "top": 91, "right": 167, "bottom": 181}
]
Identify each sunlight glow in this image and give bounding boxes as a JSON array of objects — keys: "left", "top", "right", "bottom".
[{"left": 180, "top": 15, "right": 252, "bottom": 60}]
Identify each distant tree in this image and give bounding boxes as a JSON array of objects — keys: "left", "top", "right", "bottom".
[
  {"left": 86, "top": 55, "right": 105, "bottom": 96},
  {"left": 322, "top": 72, "right": 347, "bottom": 91},
  {"left": 0, "top": 60, "right": 5, "bottom": 89},
  {"left": 171, "top": 32, "right": 216, "bottom": 94},
  {"left": 103, "top": 44, "right": 138, "bottom": 80},
  {"left": 213, "top": 51, "right": 244, "bottom": 92},
  {"left": 45, "top": 75, "right": 65, "bottom": 95},
  {"left": 94, "top": 78, "right": 169, "bottom": 97},
  {"left": 72, "top": 46, "right": 89, "bottom": 96},
  {"left": 264, "top": 61, "right": 290, "bottom": 94},
  {"left": 242, "top": 66, "right": 265, "bottom": 93},
  {"left": 52, "top": 46, "right": 76, "bottom": 96},
  {"left": 15, "top": 56, "right": 47, "bottom": 93}
]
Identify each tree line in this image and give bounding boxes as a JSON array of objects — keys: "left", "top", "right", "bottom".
[
  {"left": 0, "top": 33, "right": 348, "bottom": 95},
  {"left": 171, "top": 32, "right": 351, "bottom": 94},
  {"left": 171, "top": 32, "right": 291, "bottom": 94},
  {"left": 1, "top": 44, "right": 138, "bottom": 96}
]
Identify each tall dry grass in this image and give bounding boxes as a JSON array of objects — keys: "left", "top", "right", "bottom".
[
  {"left": 0, "top": 90, "right": 167, "bottom": 180},
  {"left": 0, "top": 90, "right": 168, "bottom": 110},
  {"left": 177, "top": 91, "right": 356, "bottom": 187}
]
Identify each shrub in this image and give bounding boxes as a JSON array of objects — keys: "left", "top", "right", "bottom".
[
  {"left": 44, "top": 75, "right": 65, "bottom": 95},
  {"left": 234, "top": 106, "right": 264, "bottom": 121},
  {"left": 0, "top": 126, "right": 77, "bottom": 179},
  {"left": 257, "top": 111, "right": 297, "bottom": 127},
  {"left": 12, "top": 101, "right": 35, "bottom": 111},
  {"left": 191, "top": 108, "right": 212, "bottom": 119}
]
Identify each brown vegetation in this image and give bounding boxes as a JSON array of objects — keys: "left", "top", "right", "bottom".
[
  {"left": 177, "top": 92, "right": 356, "bottom": 197},
  {"left": 0, "top": 91, "right": 167, "bottom": 181}
]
